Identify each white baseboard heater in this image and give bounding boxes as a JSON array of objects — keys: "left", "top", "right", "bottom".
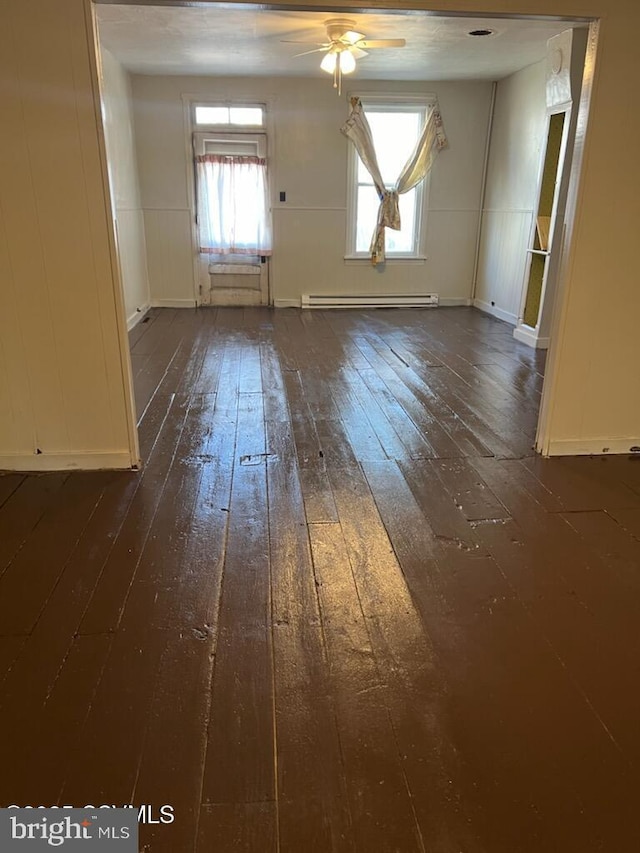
[{"left": 301, "top": 294, "right": 439, "bottom": 309}]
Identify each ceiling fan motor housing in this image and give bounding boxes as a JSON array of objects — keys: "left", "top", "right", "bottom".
[{"left": 325, "top": 18, "right": 359, "bottom": 41}]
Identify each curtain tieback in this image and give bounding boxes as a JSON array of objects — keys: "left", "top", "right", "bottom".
[
  {"left": 371, "top": 190, "right": 401, "bottom": 265},
  {"left": 378, "top": 190, "right": 401, "bottom": 230}
]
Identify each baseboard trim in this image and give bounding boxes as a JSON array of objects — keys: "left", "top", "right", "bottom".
[
  {"left": 473, "top": 298, "right": 517, "bottom": 325},
  {"left": 440, "top": 297, "right": 472, "bottom": 307},
  {"left": 513, "top": 323, "right": 550, "bottom": 349},
  {"left": 150, "top": 298, "right": 197, "bottom": 309},
  {"left": 273, "top": 299, "right": 300, "bottom": 308},
  {"left": 541, "top": 437, "right": 640, "bottom": 457},
  {"left": 127, "top": 304, "right": 151, "bottom": 331},
  {"left": 0, "top": 451, "right": 138, "bottom": 472}
]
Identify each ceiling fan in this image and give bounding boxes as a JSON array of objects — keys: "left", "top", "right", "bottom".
[{"left": 285, "top": 18, "right": 406, "bottom": 94}]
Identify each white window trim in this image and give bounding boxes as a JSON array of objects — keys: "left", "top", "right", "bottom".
[{"left": 344, "top": 92, "right": 438, "bottom": 261}]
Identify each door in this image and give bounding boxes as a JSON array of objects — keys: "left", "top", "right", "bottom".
[
  {"left": 194, "top": 132, "right": 271, "bottom": 306},
  {"left": 514, "top": 108, "right": 570, "bottom": 349}
]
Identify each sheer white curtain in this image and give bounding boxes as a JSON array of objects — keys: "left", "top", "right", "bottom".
[
  {"left": 341, "top": 98, "right": 448, "bottom": 265},
  {"left": 196, "top": 154, "right": 272, "bottom": 256}
]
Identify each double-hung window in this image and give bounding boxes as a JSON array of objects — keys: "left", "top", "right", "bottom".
[{"left": 346, "top": 95, "right": 436, "bottom": 259}]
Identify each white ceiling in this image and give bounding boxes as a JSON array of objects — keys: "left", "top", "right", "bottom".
[{"left": 96, "top": 5, "right": 586, "bottom": 82}]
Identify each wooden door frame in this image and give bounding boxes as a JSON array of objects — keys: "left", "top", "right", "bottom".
[{"left": 86, "top": 0, "right": 141, "bottom": 468}]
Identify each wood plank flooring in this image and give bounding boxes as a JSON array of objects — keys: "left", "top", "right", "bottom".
[{"left": 2, "top": 306, "right": 640, "bottom": 851}]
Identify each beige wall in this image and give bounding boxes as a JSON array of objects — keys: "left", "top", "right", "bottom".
[
  {"left": 131, "top": 74, "right": 493, "bottom": 306},
  {"left": 474, "top": 60, "right": 547, "bottom": 323},
  {"left": 538, "top": 14, "right": 640, "bottom": 454},
  {"left": 0, "top": 0, "right": 638, "bottom": 465},
  {"left": 0, "top": 0, "right": 138, "bottom": 471},
  {"left": 100, "top": 49, "right": 151, "bottom": 327}
]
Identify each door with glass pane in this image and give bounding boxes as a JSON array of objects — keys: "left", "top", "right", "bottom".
[{"left": 194, "top": 132, "right": 270, "bottom": 306}]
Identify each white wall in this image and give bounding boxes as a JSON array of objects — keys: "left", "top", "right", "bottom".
[
  {"left": 0, "top": 0, "right": 138, "bottom": 471},
  {"left": 131, "top": 74, "right": 493, "bottom": 306},
  {"left": 474, "top": 60, "right": 547, "bottom": 324},
  {"left": 100, "top": 49, "right": 150, "bottom": 327}
]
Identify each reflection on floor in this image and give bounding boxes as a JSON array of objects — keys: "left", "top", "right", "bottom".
[{"left": 1, "top": 307, "right": 640, "bottom": 852}]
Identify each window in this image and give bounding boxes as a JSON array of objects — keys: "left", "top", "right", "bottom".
[
  {"left": 193, "top": 132, "right": 271, "bottom": 258},
  {"left": 346, "top": 97, "right": 435, "bottom": 259},
  {"left": 194, "top": 104, "right": 264, "bottom": 127}
]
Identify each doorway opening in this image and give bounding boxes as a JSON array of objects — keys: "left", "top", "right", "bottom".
[
  {"left": 520, "top": 111, "right": 566, "bottom": 332},
  {"left": 93, "top": 2, "right": 597, "bottom": 455}
]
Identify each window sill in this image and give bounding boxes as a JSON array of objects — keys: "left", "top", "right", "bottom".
[{"left": 344, "top": 254, "right": 427, "bottom": 265}]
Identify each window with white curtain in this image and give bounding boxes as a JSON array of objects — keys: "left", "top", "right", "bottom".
[
  {"left": 346, "top": 95, "right": 437, "bottom": 259},
  {"left": 193, "top": 128, "right": 272, "bottom": 259}
]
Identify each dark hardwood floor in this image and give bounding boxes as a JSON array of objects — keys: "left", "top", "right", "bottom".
[{"left": 2, "top": 306, "right": 640, "bottom": 851}]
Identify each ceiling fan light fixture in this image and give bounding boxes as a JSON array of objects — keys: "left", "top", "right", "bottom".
[
  {"left": 288, "top": 17, "right": 405, "bottom": 95},
  {"left": 321, "top": 46, "right": 356, "bottom": 92},
  {"left": 320, "top": 51, "right": 337, "bottom": 73},
  {"left": 340, "top": 50, "right": 356, "bottom": 74}
]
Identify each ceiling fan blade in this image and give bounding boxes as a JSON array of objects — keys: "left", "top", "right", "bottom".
[
  {"left": 357, "top": 38, "right": 406, "bottom": 49},
  {"left": 292, "top": 47, "right": 330, "bottom": 58},
  {"left": 341, "top": 30, "right": 366, "bottom": 45},
  {"left": 349, "top": 47, "right": 368, "bottom": 59}
]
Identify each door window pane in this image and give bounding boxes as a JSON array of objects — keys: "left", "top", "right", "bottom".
[
  {"left": 195, "top": 105, "right": 264, "bottom": 126},
  {"left": 229, "top": 107, "right": 263, "bottom": 125},
  {"left": 195, "top": 106, "right": 229, "bottom": 125}
]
